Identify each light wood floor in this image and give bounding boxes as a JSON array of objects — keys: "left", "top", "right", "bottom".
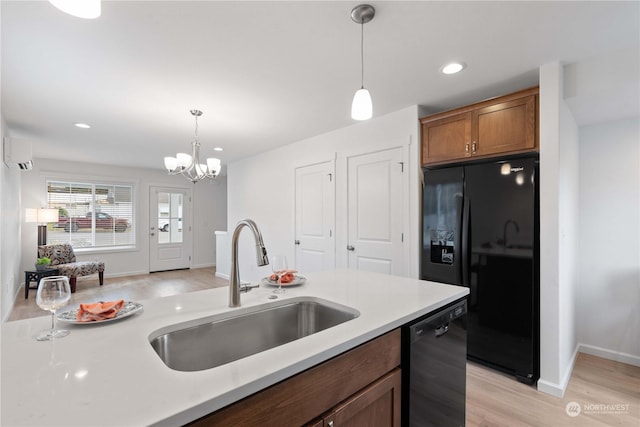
[
  {"left": 467, "top": 356, "right": 639, "bottom": 426},
  {"left": 8, "top": 268, "right": 640, "bottom": 426},
  {"left": 8, "top": 267, "right": 228, "bottom": 322}
]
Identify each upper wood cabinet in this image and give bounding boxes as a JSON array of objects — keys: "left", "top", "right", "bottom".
[
  {"left": 421, "top": 112, "right": 472, "bottom": 164},
  {"left": 421, "top": 87, "right": 539, "bottom": 166}
]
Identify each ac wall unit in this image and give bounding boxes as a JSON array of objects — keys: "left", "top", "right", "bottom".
[{"left": 2, "top": 137, "right": 33, "bottom": 170}]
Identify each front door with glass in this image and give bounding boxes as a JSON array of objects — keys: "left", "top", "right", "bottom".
[{"left": 149, "top": 187, "right": 191, "bottom": 272}]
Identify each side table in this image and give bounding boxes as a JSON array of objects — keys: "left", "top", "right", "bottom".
[{"left": 24, "top": 268, "right": 60, "bottom": 299}]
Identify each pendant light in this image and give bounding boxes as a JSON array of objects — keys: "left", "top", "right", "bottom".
[
  {"left": 350, "top": 4, "right": 375, "bottom": 121},
  {"left": 48, "top": 0, "right": 101, "bottom": 19}
]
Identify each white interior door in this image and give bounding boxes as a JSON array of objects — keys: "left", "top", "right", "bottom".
[
  {"left": 295, "top": 160, "right": 335, "bottom": 273},
  {"left": 149, "top": 186, "right": 192, "bottom": 272},
  {"left": 347, "top": 148, "right": 404, "bottom": 275}
]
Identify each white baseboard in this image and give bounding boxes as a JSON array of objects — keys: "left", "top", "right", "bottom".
[
  {"left": 538, "top": 342, "right": 640, "bottom": 398},
  {"left": 537, "top": 344, "right": 580, "bottom": 398},
  {"left": 191, "top": 262, "right": 215, "bottom": 269},
  {"left": 76, "top": 270, "right": 148, "bottom": 280},
  {"left": 215, "top": 272, "right": 230, "bottom": 280},
  {"left": 578, "top": 343, "right": 640, "bottom": 367}
]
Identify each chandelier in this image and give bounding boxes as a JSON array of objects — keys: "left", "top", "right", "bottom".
[{"left": 164, "top": 110, "right": 221, "bottom": 183}]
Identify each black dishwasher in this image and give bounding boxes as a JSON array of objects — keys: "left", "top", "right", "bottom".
[{"left": 402, "top": 299, "right": 467, "bottom": 427}]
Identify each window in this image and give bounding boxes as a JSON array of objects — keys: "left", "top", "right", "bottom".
[{"left": 46, "top": 180, "right": 135, "bottom": 250}]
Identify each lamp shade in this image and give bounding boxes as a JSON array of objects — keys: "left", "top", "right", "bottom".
[
  {"left": 164, "top": 157, "right": 178, "bottom": 171},
  {"left": 49, "top": 0, "right": 101, "bottom": 19},
  {"left": 207, "top": 158, "right": 221, "bottom": 174},
  {"left": 26, "top": 208, "right": 59, "bottom": 224},
  {"left": 176, "top": 153, "right": 192, "bottom": 168},
  {"left": 351, "top": 88, "right": 373, "bottom": 120}
]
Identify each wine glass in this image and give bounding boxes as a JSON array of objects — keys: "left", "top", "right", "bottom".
[
  {"left": 35, "top": 276, "right": 71, "bottom": 341},
  {"left": 271, "top": 255, "right": 288, "bottom": 294}
]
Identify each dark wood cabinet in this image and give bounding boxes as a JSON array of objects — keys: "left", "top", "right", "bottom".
[
  {"left": 316, "top": 368, "right": 401, "bottom": 427},
  {"left": 187, "top": 329, "right": 401, "bottom": 427},
  {"left": 421, "top": 87, "right": 538, "bottom": 166}
]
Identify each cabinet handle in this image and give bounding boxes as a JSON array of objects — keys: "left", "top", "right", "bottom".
[
  {"left": 294, "top": 240, "right": 300, "bottom": 245},
  {"left": 472, "top": 141, "right": 477, "bottom": 154},
  {"left": 465, "top": 143, "right": 470, "bottom": 154},
  {"left": 347, "top": 245, "right": 355, "bottom": 251}
]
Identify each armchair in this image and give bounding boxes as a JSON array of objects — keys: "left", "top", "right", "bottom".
[{"left": 37, "top": 244, "right": 105, "bottom": 293}]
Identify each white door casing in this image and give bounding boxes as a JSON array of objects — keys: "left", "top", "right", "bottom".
[
  {"left": 347, "top": 147, "right": 404, "bottom": 275},
  {"left": 149, "top": 186, "right": 192, "bottom": 272},
  {"left": 294, "top": 160, "right": 336, "bottom": 273}
]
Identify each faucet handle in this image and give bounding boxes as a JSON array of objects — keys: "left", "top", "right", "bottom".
[{"left": 240, "top": 283, "right": 259, "bottom": 293}]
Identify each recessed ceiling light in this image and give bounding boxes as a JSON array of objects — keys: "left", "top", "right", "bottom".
[
  {"left": 74, "top": 123, "right": 91, "bottom": 129},
  {"left": 213, "top": 147, "right": 223, "bottom": 152},
  {"left": 441, "top": 62, "right": 466, "bottom": 75}
]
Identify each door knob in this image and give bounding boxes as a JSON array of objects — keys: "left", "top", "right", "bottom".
[
  {"left": 294, "top": 240, "right": 300, "bottom": 245},
  {"left": 347, "top": 245, "right": 355, "bottom": 251}
]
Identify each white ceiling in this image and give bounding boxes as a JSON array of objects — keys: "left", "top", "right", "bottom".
[{"left": 2, "top": 1, "right": 639, "bottom": 172}]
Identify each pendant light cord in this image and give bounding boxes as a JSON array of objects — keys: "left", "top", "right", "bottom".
[{"left": 360, "top": 21, "right": 365, "bottom": 89}]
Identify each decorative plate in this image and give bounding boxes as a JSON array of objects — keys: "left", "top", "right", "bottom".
[
  {"left": 261, "top": 275, "right": 307, "bottom": 287},
  {"left": 56, "top": 301, "right": 143, "bottom": 324}
]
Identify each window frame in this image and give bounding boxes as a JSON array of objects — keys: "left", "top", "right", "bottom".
[{"left": 43, "top": 173, "right": 138, "bottom": 254}]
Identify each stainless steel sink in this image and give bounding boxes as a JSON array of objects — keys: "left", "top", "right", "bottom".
[{"left": 149, "top": 297, "right": 359, "bottom": 372}]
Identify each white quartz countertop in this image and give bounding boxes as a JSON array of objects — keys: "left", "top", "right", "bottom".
[{"left": 1, "top": 269, "right": 468, "bottom": 426}]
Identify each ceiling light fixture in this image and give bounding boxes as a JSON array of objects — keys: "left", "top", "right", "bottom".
[
  {"left": 350, "top": 4, "right": 375, "bottom": 121},
  {"left": 74, "top": 123, "right": 91, "bottom": 129},
  {"left": 48, "top": 0, "right": 101, "bottom": 19},
  {"left": 441, "top": 62, "right": 466, "bottom": 75},
  {"left": 164, "top": 110, "right": 221, "bottom": 183},
  {"left": 213, "top": 147, "right": 223, "bottom": 152}
]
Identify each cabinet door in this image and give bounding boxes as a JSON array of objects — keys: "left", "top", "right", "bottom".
[
  {"left": 323, "top": 368, "right": 401, "bottom": 427},
  {"left": 472, "top": 94, "right": 536, "bottom": 156},
  {"left": 421, "top": 112, "right": 472, "bottom": 165}
]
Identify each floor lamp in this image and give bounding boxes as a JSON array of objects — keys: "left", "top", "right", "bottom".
[{"left": 25, "top": 208, "right": 59, "bottom": 257}]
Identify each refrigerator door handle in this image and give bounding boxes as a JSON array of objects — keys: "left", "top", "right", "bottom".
[{"left": 461, "top": 196, "right": 470, "bottom": 288}]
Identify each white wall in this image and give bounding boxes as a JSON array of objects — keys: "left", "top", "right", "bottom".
[
  {"left": 226, "top": 106, "right": 421, "bottom": 283},
  {"left": 577, "top": 117, "right": 640, "bottom": 365},
  {"left": 18, "top": 158, "right": 226, "bottom": 287},
  {"left": 538, "top": 61, "right": 580, "bottom": 397},
  {"left": 192, "top": 175, "right": 227, "bottom": 268},
  {"left": 0, "top": 119, "right": 24, "bottom": 321},
  {"left": 558, "top": 82, "right": 580, "bottom": 386}
]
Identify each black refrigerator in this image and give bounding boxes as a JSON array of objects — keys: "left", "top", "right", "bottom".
[{"left": 421, "top": 154, "right": 539, "bottom": 384}]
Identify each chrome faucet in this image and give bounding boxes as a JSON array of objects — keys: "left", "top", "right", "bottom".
[
  {"left": 229, "top": 219, "right": 269, "bottom": 307},
  {"left": 503, "top": 219, "right": 520, "bottom": 248}
]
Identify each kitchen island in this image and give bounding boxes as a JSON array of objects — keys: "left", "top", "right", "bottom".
[{"left": 1, "top": 269, "right": 468, "bottom": 426}]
